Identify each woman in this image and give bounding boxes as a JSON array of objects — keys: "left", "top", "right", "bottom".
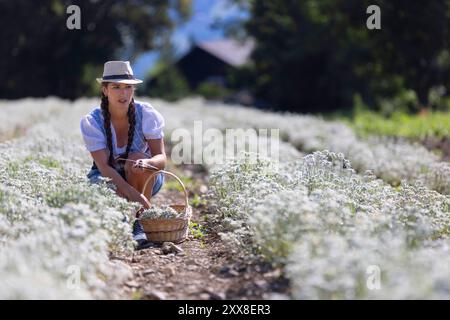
[{"left": 80, "top": 61, "right": 166, "bottom": 250}]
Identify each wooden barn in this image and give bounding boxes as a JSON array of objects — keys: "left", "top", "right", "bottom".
[{"left": 147, "top": 38, "right": 255, "bottom": 92}]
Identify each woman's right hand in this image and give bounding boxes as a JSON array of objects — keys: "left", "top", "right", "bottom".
[
  {"left": 138, "top": 193, "right": 151, "bottom": 209},
  {"left": 127, "top": 189, "right": 151, "bottom": 209},
  {"left": 137, "top": 194, "right": 151, "bottom": 218}
]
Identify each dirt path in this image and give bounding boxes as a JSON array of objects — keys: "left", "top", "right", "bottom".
[{"left": 110, "top": 164, "right": 290, "bottom": 300}]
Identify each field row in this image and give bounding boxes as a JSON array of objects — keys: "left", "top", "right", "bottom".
[
  {"left": 208, "top": 151, "right": 450, "bottom": 299},
  {"left": 0, "top": 97, "right": 448, "bottom": 299}
]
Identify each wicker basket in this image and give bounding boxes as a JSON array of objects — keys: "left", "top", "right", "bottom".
[{"left": 137, "top": 170, "right": 192, "bottom": 244}]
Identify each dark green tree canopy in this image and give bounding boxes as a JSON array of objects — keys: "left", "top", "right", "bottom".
[
  {"left": 227, "top": 0, "right": 450, "bottom": 113},
  {"left": 0, "top": 0, "right": 191, "bottom": 99}
]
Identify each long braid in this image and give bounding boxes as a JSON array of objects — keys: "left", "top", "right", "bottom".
[
  {"left": 100, "top": 92, "right": 114, "bottom": 167},
  {"left": 124, "top": 98, "right": 136, "bottom": 160},
  {"left": 100, "top": 88, "right": 136, "bottom": 168}
]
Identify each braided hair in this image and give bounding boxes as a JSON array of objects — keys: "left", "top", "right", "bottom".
[{"left": 100, "top": 85, "right": 136, "bottom": 168}]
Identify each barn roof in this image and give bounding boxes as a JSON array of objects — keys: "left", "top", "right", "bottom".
[{"left": 195, "top": 38, "right": 255, "bottom": 67}]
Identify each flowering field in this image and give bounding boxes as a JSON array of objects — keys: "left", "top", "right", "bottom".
[
  {"left": 0, "top": 97, "right": 449, "bottom": 299},
  {"left": 209, "top": 151, "right": 450, "bottom": 298}
]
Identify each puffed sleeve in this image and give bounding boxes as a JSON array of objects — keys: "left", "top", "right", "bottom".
[
  {"left": 141, "top": 102, "right": 165, "bottom": 139},
  {"left": 80, "top": 114, "right": 107, "bottom": 152}
]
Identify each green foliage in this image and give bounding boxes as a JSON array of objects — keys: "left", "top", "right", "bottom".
[
  {"left": 190, "top": 193, "right": 207, "bottom": 208},
  {"left": 342, "top": 107, "right": 450, "bottom": 140},
  {"left": 6, "top": 161, "right": 20, "bottom": 175},
  {"left": 196, "top": 82, "right": 231, "bottom": 100},
  {"left": 164, "top": 175, "right": 193, "bottom": 192},
  {"left": 227, "top": 0, "right": 450, "bottom": 113},
  {"left": 428, "top": 86, "right": 450, "bottom": 111},
  {"left": 142, "top": 35, "right": 193, "bottom": 101},
  {"left": 375, "top": 89, "right": 420, "bottom": 116},
  {"left": 0, "top": 0, "right": 192, "bottom": 99},
  {"left": 24, "top": 155, "right": 61, "bottom": 169},
  {"left": 44, "top": 185, "right": 92, "bottom": 208},
  {"left": 189, "top": 221, "right": 207, "bottom": 239},
  {"left": 80, "top": 64, "right": 105, "bottom": 97},
  {"left": 146, "top": 64, "right": 191, "bottom": 101},
  {"left": 38, "top": 156, "right": 61, "bottom": 169},
  {"left": 131, "top": 290, "right": 143, "bottom": 300}
]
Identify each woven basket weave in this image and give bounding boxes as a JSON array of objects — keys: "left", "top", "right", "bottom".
[{"left": 138, "top": 170, "right": 192, "bottom": 244}]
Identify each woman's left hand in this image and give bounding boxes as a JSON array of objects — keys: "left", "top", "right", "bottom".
[{"left": 132, "top": 159, "right": 158, "bottom": 173}]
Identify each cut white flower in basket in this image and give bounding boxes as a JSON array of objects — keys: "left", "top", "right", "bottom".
[
  {"left": 140, "top": 205, "right": 188, "bottom": 220},
  {"left": 136, "top": 169, "right": 192, "bottom": 244}
]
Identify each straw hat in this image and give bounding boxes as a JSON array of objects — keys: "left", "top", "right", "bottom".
[{"left": 96, "top": 61, "right": 143, "bottom": 84}]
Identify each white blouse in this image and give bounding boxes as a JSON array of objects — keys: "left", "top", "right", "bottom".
[{"left": 80, "top": 101, "right": 165, "bottom": 159}]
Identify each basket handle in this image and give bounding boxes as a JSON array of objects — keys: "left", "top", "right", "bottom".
[{"left": 141, "top": 170, "right": 189, "bottom": 209}]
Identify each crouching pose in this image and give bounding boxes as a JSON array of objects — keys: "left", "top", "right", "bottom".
[{"left": 80, "top": 61, "right": 166, "bottom": 250}]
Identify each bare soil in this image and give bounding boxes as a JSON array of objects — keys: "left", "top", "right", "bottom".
[{"left": 111, "top": 164, "right": 290, "bottom": 300}]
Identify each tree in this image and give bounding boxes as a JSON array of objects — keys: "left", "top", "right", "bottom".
[
  {"left": 0, "top": 0, "right": 191, "bottom": 99},
  {"left": 140, "top": 34, "right": 191, "bottom": 101},
  {"left": 225, "top": 0, "right": 450, "bottom": 113}
]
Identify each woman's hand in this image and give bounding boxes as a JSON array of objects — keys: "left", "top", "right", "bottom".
[
  {"left": 132, "top": 192, "right": 151, "bottom": 210},
  {"left": 138, "top": 193, "right": 151, "bottom": 209},
  {"left": 135, "top": 194, "right": 151, "bottom": 218},
  {"left": 126, "top": 187, "right": 151, "bottom": 210},
  {"left": 131, "top": 158, "right": 158, "bottom": 174}
]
